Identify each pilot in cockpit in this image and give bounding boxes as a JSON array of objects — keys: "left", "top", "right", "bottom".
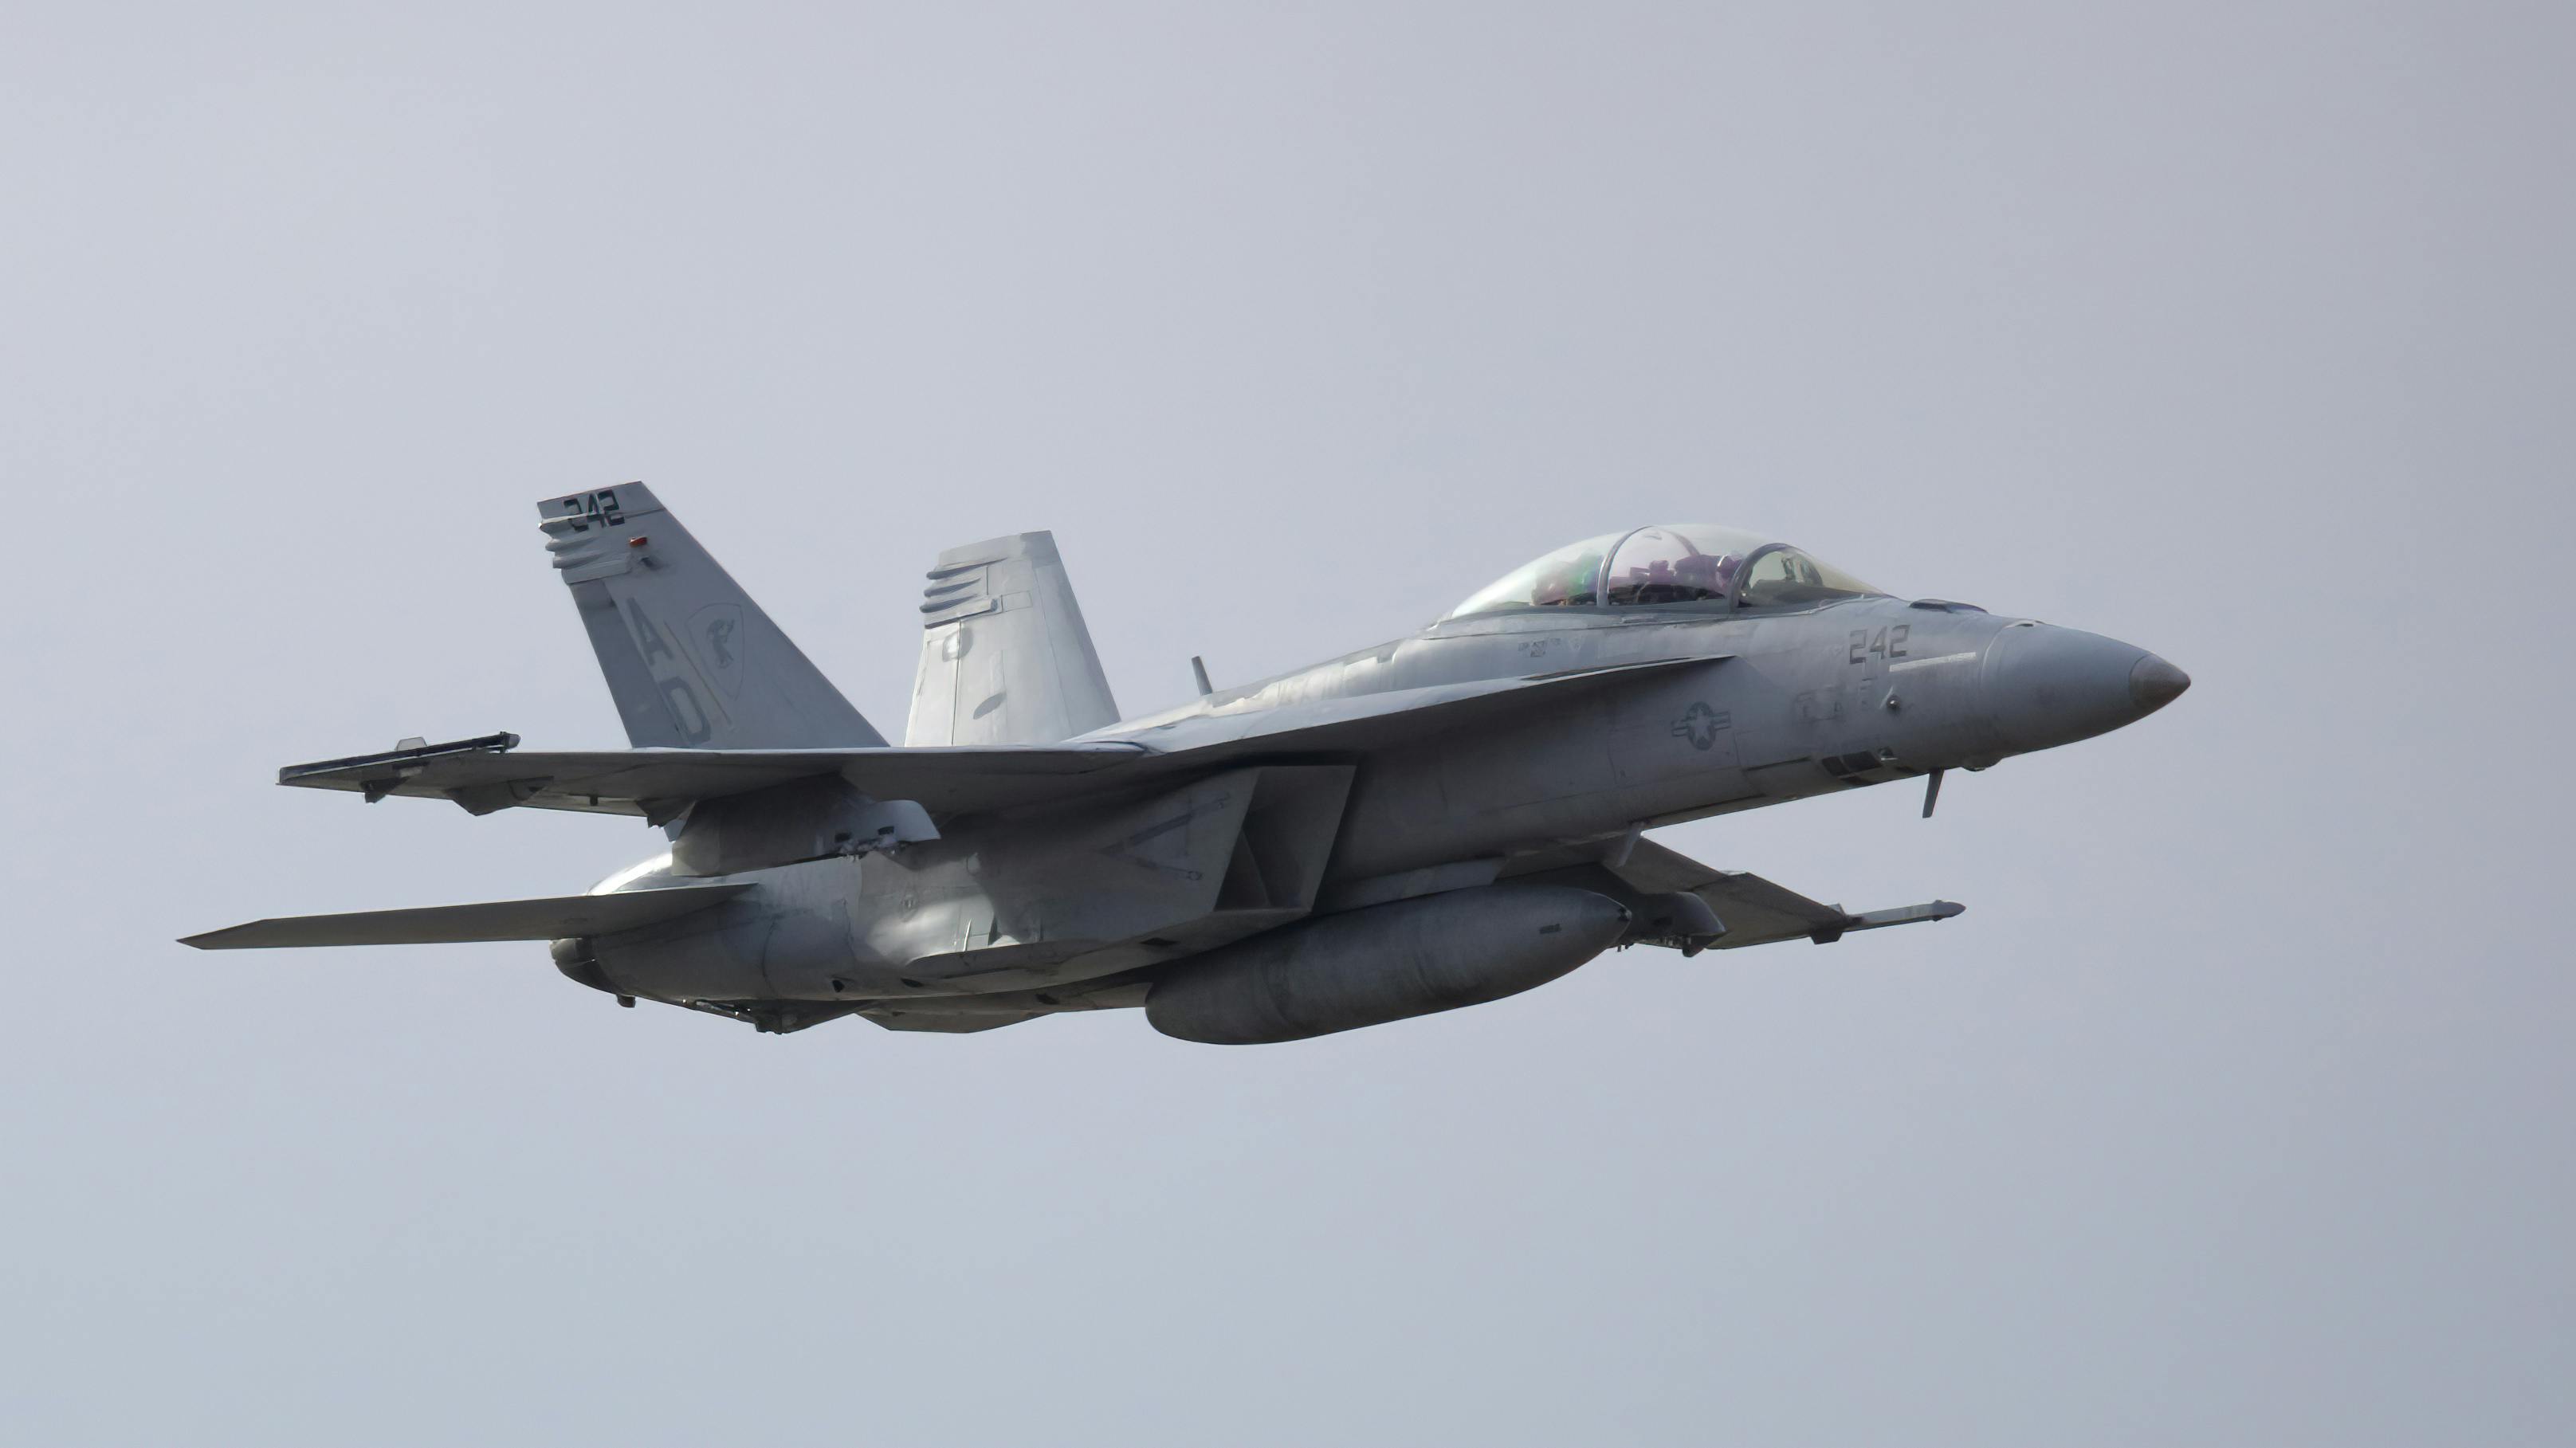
[
  {"left": 1527, "top": 551, "right": 1604, "bottom": 608},
  {"left": 1617, "top": 549, "right": 1738, "bottom": 606}
]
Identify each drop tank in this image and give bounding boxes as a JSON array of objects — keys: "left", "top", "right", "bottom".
[{"left": 1145, "top": 885, "right": 1631, "bottom": 1045}]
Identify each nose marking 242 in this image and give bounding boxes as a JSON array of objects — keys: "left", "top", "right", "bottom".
[{"left": 1848, "top": 624, "right": 1910, "bottom": 665}]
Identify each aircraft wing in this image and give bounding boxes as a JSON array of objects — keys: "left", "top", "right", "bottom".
[
  {"left": 1122, "top": 655, "right": 1723, "bottom": 755},
  {"left": 1623, "top": 841, "right": 1962, "bottom": 948},
  {"left": 1518, "top": 838, "right": 1963, "bottom": 949},
  {"left": 275, "top": 658, "right": 1722, "bottom": 822},
  {"left": 273, "top": 732, "right": 1154, "bottom": 819},
  {"left": 181, "top": 883, "right": 753, "bottom": 949}
]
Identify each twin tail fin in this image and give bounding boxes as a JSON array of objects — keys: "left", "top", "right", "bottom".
[{"left": 540, "top": 485, "right": 885, "bottom": 749}]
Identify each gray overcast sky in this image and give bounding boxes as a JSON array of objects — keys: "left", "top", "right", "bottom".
[{"left": 3, "top": 3, "right": 2570, "bottom": 1444}]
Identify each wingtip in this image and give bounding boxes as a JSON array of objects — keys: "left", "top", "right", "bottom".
[{"left": 179, "top": 921, "right": 269, "bottom": 949}]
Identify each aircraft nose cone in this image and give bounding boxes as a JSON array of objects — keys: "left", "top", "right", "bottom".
[
  {"left": 1982, "top": 624, "right": 2180, "bottom": 753},
  {"left": 2129, "top": 654, "right": 2191, "bottom": 712}
]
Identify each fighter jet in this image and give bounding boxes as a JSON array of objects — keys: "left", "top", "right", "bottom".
[{"left": 184, "top": 488, "right": 2189, "bottom": 1043}]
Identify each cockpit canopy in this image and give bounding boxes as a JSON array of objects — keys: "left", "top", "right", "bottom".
[{"left": 1443, "top": 524, "right": 1883, "bottom": 622}]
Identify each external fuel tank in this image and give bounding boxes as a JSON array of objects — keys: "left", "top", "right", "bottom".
[{"left": 1145, "top": 885, "right": 1632, "bottom": 1045}]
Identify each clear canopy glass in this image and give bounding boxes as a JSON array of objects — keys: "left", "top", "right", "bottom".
[
  {"left": 1443, "top": 524, "right": 1883, "bottom": 621},
  {"left": 1442, "top": 532, "right": 1623, "bottom": 618}
]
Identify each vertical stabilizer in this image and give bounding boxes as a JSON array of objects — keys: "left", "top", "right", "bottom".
[
  {"left": 907, "top": 531, "right": 1120, "bottom": 746},
  {"left": 540, "top": 485, "right": 886, "bottom": 749}
]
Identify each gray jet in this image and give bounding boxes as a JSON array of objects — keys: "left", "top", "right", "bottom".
[{"left": 186, "top": 488, "right": 2189, "bottom": 1043}]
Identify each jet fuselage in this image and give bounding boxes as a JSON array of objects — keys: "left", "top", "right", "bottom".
[
  {"left": 192, "top": 493, "right": 2187, "bottom": 1044},
  {"left": 575, "top": 596, "right": 2179, "bottom": 1014}
]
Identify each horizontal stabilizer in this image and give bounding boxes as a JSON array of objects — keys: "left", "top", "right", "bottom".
[{"left": 181, "top": 883, "right": 752, "bottom": 950}]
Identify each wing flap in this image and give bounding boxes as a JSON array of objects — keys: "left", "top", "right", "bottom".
[{"left": 180, "top": 883, "right": 753, "bottom": 949}]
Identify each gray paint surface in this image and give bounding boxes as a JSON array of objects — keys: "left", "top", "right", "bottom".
[
  {"left": 907, "top": 529, "right": 1121, "bottom": 748},
  {"left": 4, "top": 5, "right": 2572, "bottom": 1446},
  {"left": 191, "top": 515, "right": 2104, "bottom": 1028}
]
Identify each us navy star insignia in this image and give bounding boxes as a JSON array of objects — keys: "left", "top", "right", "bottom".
[{"left": 1671, "top": 702, "right": 1730, "bottom": 751}]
